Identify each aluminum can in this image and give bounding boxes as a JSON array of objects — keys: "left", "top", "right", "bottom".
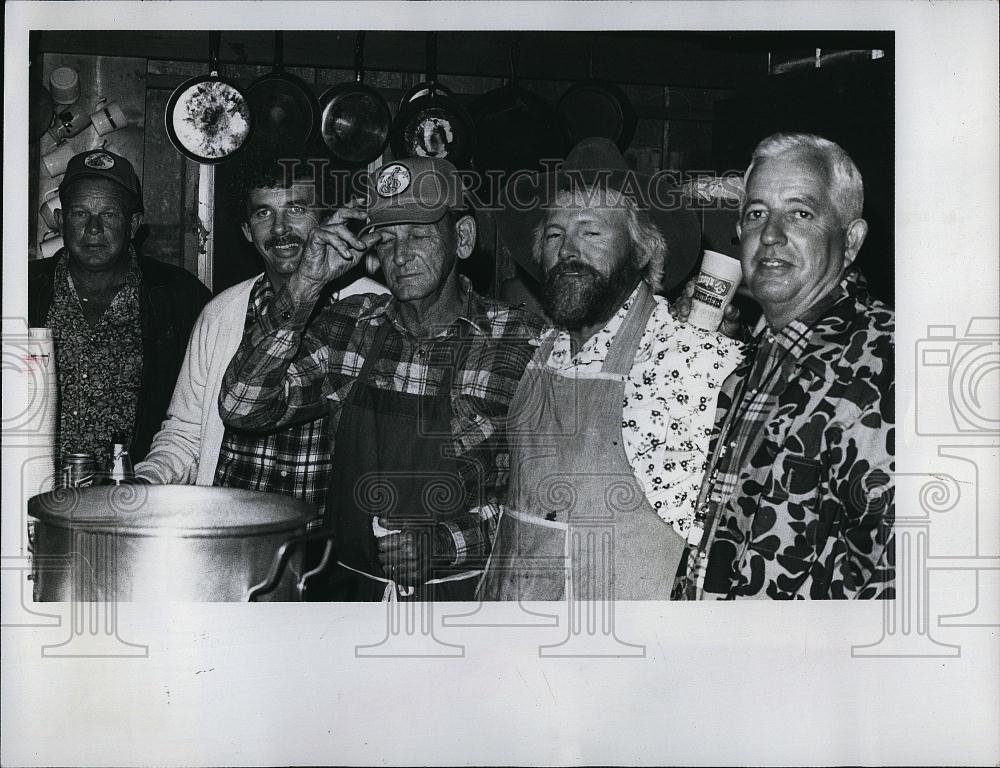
[{"left": 61, "top": 453, "right": 97, "bottom": 489}]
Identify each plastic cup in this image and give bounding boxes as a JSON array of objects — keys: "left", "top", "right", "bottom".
[{"left": 687, "top": 249, "right": 743, "bottom": 332}]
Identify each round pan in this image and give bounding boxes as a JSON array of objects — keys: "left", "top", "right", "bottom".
[
  {"left": 389, "top": 32, "right": 476, "bottom": 169},
  {"left": 319, "top": 31, "right": 391, "bottom": 166},
  {"left": 556, "top": 49, "right": 636, "bottom": 152},
  {"left": 471, "top": 43, "right": 565, "bottom": 178},
  {"left": 246, "top": 31, "right": 318, "bottom": 150},
  {"left": 165, "top": 31, "right": 254, "bottom": 165}
]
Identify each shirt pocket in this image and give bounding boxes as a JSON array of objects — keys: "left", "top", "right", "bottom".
[{"left": 750, "top": 454, "right": 824, "bottom": 557}]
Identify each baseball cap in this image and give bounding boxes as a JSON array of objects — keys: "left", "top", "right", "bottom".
[
  {"left": 59, "top": 149, "right": 143, "bottom": 211},
  {"left": 359, "top": 157, "right": 466, "bottom": 235}
]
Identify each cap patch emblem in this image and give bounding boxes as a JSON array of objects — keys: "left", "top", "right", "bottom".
[
  {"left": 83, "top": 152, "right": 116, "bottom": 170},
  {"left": 376, "top": 164, "right": 411, "bottom": 198}
]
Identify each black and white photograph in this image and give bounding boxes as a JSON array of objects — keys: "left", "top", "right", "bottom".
[{"left": 2, "top": 2, "right": 997, "bottom": 766}]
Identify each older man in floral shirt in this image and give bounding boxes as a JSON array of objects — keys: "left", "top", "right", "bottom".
[{"left": 676, "top": 132, "right": 894, "bottom": 600}]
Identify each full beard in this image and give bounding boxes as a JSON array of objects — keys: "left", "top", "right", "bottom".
[{"left": 542, "top": 256, "right": 642, "bottom": 331}]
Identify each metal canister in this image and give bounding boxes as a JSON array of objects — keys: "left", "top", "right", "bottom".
[{"left": 61, "top": 453, "right": 97, "bottom": 488}]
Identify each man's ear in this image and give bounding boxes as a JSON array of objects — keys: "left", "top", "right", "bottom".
[
  {"left": 129, "top": 212, "right": 144, "bottom": 240},
  {"left": 55, "top": 207, "right": 64, "bottom": 234},
  {"left": 240, "top": 222, "right": 253, "bottom": 244},
  {"left": 455, "top": 214, "right": 477, "bottom": 261},
  {"left": 843, "top": 218, "right": 868, "bottom": 266}
]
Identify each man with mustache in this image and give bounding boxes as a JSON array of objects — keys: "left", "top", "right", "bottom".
[
  {"left": 479, "top": 137, "right": 743, "bottom": 600},
  {"left": 134, "top": 151, "right": 384, "bottom": 529},
  {"left": 28, "top": 149, "right": 211, "bottom": 473},
  {"left": 675, "top": 132, "right": 895, "bottom": 599},
  {"left": 220, "top": 156, "right": 544, "bottom": 600}
]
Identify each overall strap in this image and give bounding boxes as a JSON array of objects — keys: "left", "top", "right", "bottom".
[
  {"left": 343, "top": 319, "right": 395, "bottom": 405},
  {"left": 603, "top": 283, "right": 656, "bottom": 375}
]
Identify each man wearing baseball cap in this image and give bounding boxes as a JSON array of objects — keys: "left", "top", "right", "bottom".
[
  {"left": 479, "top": 137, "right": 744, "bottom": 601},
  {"left": 28, "top": 149, "right": 210, "bottom": 472},
  {"left": 220, "top": 156, "right": 545, "bottom": 601}
]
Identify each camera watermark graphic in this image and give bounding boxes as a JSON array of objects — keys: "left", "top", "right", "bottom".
[
  {"left": 854, "top": 317, "right": 999, "bottom": 658},
  {"left": 915, "top": 318, "right": 999, "bottom": 436}
]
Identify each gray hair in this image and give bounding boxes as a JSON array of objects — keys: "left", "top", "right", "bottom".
[
  {"left": 531, "top": 188, "right": 667, "bottom": 292},
  {"left": 744, "top": 132, "right": 864, "bottom": 225}
]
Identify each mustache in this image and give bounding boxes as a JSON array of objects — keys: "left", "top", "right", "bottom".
[
  {"left": 547, "top": 259, "right": 601, "bottom": 281},
  {"left": 265, "top": 235, "right": 304, "bottom": 249}
]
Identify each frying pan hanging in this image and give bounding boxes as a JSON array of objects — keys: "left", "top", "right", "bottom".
[
  {"left": 319, "top": 31, "right": 391, "bottom": 166},
  {"left": 246, "top": 31, "right": 318, "bottom": 150},
  {"left": 165, "top": 31, "right": 254, "bottom": 164},
  {"left": 470, "top": 42, "right": 565, "bottom": 178},
  {"left": 390, "top": 32, "right": 475, "bottom": 168},
  {"left": 556, "top": 45, "right": 636, "bottom": 152}
]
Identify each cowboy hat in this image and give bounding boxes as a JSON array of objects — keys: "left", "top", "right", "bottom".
[{"left": 498, "top": 136, "right": 700, "bottom": 290}]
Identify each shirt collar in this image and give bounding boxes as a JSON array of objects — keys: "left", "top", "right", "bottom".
[
  {"left": 358, "top": 274, "right": 492, "bottom": 337},
  {"left": 751, "top": 269, "right": 855, "bottom": 350}
]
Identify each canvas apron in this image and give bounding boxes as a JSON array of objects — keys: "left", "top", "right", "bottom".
[
  {"left": 310, "top": 320, "right": 481, "bottom": 601},
  {"left": 479, "top": 284, "right": 686, "bottom": 601}
]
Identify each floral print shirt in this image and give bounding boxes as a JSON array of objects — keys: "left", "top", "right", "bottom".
[
  {"left": 46, "top": 252, "right": 144, "bottom": 472},
  {"left": 540, "top": 285, "right": 744, "bottom": 536}
]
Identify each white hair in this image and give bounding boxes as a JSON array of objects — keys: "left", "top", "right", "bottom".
[
  {"left": 744, "top": 132, "right": 864, "bottom": 226},
  {"left": 531, "top": 187, "right": 667, "bottom": 292}
]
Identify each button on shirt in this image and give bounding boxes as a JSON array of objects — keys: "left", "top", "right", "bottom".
[
  {"left": 540, "top": 285, "right": 744, "bottom": 536},
  {"left": 45, "top": 252, "right": 143, "bottom": 472}
]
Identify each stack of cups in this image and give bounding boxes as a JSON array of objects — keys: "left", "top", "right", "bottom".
[{"left": 687, "top": 250, "right": 744, "bottom": 332}]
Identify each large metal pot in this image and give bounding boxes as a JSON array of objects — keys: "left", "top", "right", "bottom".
[{"left": 28, "top": 485, "right": 333, "bottom": 602}]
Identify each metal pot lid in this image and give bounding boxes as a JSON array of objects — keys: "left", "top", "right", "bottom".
[
  {"left": 28, "top": 485, "right": 315, "bottom": 538},
  {"left": 168, "top": 78, "right": 253, "bottom": 162}
]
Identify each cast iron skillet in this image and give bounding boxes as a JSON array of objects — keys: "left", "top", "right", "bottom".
[
  {"left": 319, "top": 31, "right": 392, "bottom": 166},
  {"left": 470, "top": 42, "right": 565, "bottom": 179},
  {"left": 556, "top": 47, "right": 636, "bottom": 152},
  {"left": 165, "top": 31, "right": 254, "bottom": 164},
  {"left": 390, "top": 32, "right": 475, "bottom": 168},
  {"left": 245, "top": 31, "right": 318, "bottom": 150}
]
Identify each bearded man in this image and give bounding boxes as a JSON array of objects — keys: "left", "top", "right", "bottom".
[{"left": 479, "top": 137, "right": 744, "bottom": 600}]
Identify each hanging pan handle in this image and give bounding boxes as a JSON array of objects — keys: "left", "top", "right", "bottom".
[
  {"left": 508, "top": 41, "right": 520, "bottom": 87},
  {"left": 354, "top": 31, "right": 367, "bottom": 84},
  {"left": 274, "top": 30, "right": 285, "bottom": 73},
  {"left": 208, "top": 30, "right": 221, "bottom": 76},
  {"left": 247, "top": 529, "right": 337, "bottom": 601},
  {"left": 426, "top": 31, "right": 438, "bottom": 84}
]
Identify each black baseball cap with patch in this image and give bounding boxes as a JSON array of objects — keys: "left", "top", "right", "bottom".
[
  {"left": 59, "top": 149, "right": 143, "bottom": 211},
  {"left": 359, "top": 157, "right": 465, "bottom": 235}
]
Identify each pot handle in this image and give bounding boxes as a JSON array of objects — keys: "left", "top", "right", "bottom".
[{"left": 247, "top": 529, "right": 336, "bottom": 602}]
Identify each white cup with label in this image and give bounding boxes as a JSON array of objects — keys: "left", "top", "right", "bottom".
[
  {"left": 39, "top": 230, "right": 65, "bottom": 259},
  {"left": 39, "top": 188, "right": 62, "bottom": 229},
  {"left": 90, "top": 98, "right": 128, "bottom": 136},
  {"left": 42, "top": 142, "right": 75, "bottom": 178},
  {"left": 687, "top": 249, "right": 743, "bottom": 332}
]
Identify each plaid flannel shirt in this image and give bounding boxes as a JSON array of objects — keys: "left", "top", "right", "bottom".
[
  {"left": 213, "top": 275, "right": 331, "bottom": 529},
  {"left": 220, "top": 275, "right": 545, "bottom": 567},
  {"left": 678, "top": 270, "right": 894, "bottom": 599}
]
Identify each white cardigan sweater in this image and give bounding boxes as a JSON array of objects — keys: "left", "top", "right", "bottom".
[{"left": 134, "top": 273, "right": 385, "bottom": 485}]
